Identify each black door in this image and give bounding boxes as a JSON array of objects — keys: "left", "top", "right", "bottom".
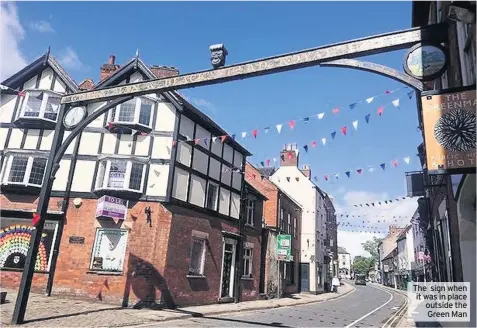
[
  {"left": 300, "top": 263, "right": 310, "bottom": 292},
  {"left": 221, "top": 243, "right": 234, "bottom": 298}
]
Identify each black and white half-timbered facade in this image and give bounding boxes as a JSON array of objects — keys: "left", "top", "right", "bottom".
[{"left": 0, "top": 52, "right": 263, "bottom": 307}]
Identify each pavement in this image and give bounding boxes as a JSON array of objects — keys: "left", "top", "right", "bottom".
[{"left": 1, "top": 283, "right": 354, "bottom": 327}]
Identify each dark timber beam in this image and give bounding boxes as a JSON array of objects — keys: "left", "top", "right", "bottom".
[
  {"left": 319, "top": 59, "right": 424, "bottom": 91},
  {"left": 61, "top": 23, "right": 447, "bottom": 105}
]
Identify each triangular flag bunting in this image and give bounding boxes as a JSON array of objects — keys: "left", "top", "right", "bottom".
[
  {"left": 313, "top": 176, "right": 318, "bottom": 182},
  {"left": 260, "top": 161, "right": 265, "bottom": 167},
  {"left": 266, "top": 159, "right": 271, "bottom": 166},
  {"left": 273, "top": 157, "right": 277, "bottom": 163},
  {"left": 231, "top": 134, "right": 236, "bottom": 140},
  {"left": 345, "top": 171, "right": 350, "bottom": 178},
  {"left": 220, "top": 135, "right": 227, "bottom": 143},
  {"left": 352, "top": 120, "right": 358, "bottom": 130},
  {"left": 407, "top": 91, "right": 414, "bottom": 99},
  {"left": 289, "top": 120, "right": 296, "bottom": 129},
  {"left": 365, "top": 114, "right": 371, "bottom": 123},
  {"left": 392, "top": 160, "right": 398, "bottom": 167},
  {"left": 302, "top": 117, "right": 310, "bottom": 123},
  {"left": 357, "top": 169, "right": 362, "bottom": 175},
  {"left": 172, "top": 140, "right": 177, "bottom": 147},
  {"left": 324, "top": 175, "right": 328, "bottom": 181},
  {"left": 276, "top": 124, "right": 283, "bottom": 133},
  {"left": 366, "top": 97, "right": 374, "bottom": 104},
  {"left": 332, "top": 108, "right": 340, "bottom": 115},
  {"left": 334, "top": 173, "right": 339, "bottom": 179},
  {"left": 212, "top": 136, "right": 217, "bottom": 143},
  {"left": 380, "top": 163, "right": 386, "bottom": 170},
  {"left": 317, "top": 113, "right": 325, "bottom": 120},
  {"left": 194, "top": 139, "right": 200, "bottom": 145},
  {"left": 241, "top": 132, "right": 247, "bottom": 138},
  {"left": 204, "top": 139, "right": 208, "bottom": 147},
  {"left": 311, "top": 141, "right": 317, "bottom": 148},
  {"left": 341, "top": 126, "right": 347, "bottom": 136},
  {"left": 286, "top": 177, "right": 290, "bottom": 182},
  {"left": 392, "top": 99, "right": 400, "bottom": 107},
  {"left": 252, "top": 129, "right": 258, "bottom": 138},
  {"left": 377, "top": 107, "right": 384, "bottom": 116},
  {"left": 369, "top": 167, "right": 375, "bottom": 172},
  {"left": 264, "top": 127, "right": 270, "bottom": 134},
  {"left": 349, "top": 103, "right": 357, "bottom": 109},
  {"left": 385, "top": 90, "right": 391, "bottom": 94},
  {"left": 131, "top": 129, "right": 138, "bottom": 135},
  {"left": 321, "top": 138, "right": 327, "bottom": 146},
  {"left": 32, "top": 213, "right": 40, "bottom": 227},
  {"left": 331, "top": 132, "right": 336, "bottom": 139},
  {"left": 404, "top": 156, "right": 410, "bottom": 164},
  {"left": 303, "top": 145, "right": 309, "bottom": 153},
  {"left": 107, "top": 122, "right": 114, "bottom": 129}
]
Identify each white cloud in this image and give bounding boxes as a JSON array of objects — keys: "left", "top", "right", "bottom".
[
  {"left": 28, "top": 20, "right": 54, "bottom": 33},
  {"left": 335, "top": 189, "right": 418, "bottom": 259},
  {"left": 0, "top": 2, "right": 28, "bottom": 81},
  {"left": 58, "top": 47, "right": 86, "bottom": 71}
]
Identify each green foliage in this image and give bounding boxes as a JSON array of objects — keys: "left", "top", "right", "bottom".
[
  {"left": 352, "top": 256, "right": 375, "bottom": 275},
  {"left": 362, "top": 237, "right": 382, "bottom": 260}
]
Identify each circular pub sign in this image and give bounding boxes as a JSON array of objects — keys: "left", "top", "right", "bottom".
[{"left": 403, "top": 43, "right": 448, "bottom": 81}]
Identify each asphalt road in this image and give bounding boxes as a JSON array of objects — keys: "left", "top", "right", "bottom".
[{"left": 148, "top": 283, "right": 407, "bottom": 327}]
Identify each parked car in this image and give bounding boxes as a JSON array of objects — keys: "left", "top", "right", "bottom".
[{"left": 355, "top": 274, "right": 367, "bottom": 286}]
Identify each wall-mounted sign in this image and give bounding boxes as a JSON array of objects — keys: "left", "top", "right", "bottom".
[
  {"left": 68, "top": 236, "right": 85, "bottom": 244},
  {"left": 277, "top": 234, "right": 291, "bottom": 261},
  {"left": 405, "top": 171, "right": 425, "bottom": 197},
  {"left": 421, "top": 86, "right": 476, "bottom": 174},
  {"left": 403, "top": 43, "right": 448, "bottom": 81},
  {"left": 95, "top": 195, "right": 128, "bottom": 221}
]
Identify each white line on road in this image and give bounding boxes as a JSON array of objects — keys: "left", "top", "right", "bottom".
[{"left": 344, "top": 285, "right": 394, "bottom": 328}]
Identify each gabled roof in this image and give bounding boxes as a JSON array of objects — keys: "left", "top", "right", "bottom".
[
  {"left": 94, "top": 56, "right": 251, "bottom": 157},
  {"left": 338, "top": 247, "right": 349, "bottom": 254},
  {"left": 245, "top": 181, "right": 268, "bottom": 201},
  {"left": 1, "top": 51, "right": 78, "bottom": 92}
]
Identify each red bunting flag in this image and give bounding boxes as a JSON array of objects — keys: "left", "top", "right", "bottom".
[
  {"left": 172, "top": 140, "right": 177, "bottom": 147},
  {"left": 140, "top": 132, "right": 148, "bottom": 136},
  {"left": 377, "top": 107, "right": 384, "bottom": 116},
  {"left": 324, "top": 175, "right": 328, "bottom": 181},
  {"left": 32, "top": 213, "right": 40, "bottom": 227},
  {"left": 252, "top": 129, "right": 258, "bottom": 138},
  {"left": 392, "top": 160, "right": 398, "bottom": 167},
  {"left": 289, "top": 120, "right": 296, "bottom": 129},
  {"left": 332, "top": 108, "right": 340, "bottom": 115},
  {"left": 357, "top": 169, "right": 362, "bottom": 175},
  {"left": 107, "top": 122, "right": 114, "bottom": 129},
  {"left": 266, "top": 159, "right": 271, "bottom": 166},
  {"left": 341, "top": 126, "right": 347, "bottom": 136},
  {"left": 287, "top": 151, "right": 293, "bottom": 160},
  {"left": 385, "top": 90, "right": 391, "bottom": 94},
  {"left": 311, "top": 140, "right": 317, "bottom": 148},
  {"left": 18, "top": 91, "right": 26, "bottom": 97},
  {"left": 220, "top": 135, "right": 227, "bottom": 143},
  {"left": 194, "top": 139, "right": 200, "bottom": 145}
]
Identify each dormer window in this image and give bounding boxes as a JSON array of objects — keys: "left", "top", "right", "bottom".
[
  {"left": 106, "top": 97, "right": 154, "bottom": 134},
  {"left": 1, "top": 153, "right": 47, "bottom": 192},
  {"left": 15, "top": 90, "right": 61, "bottom": 129},
  {"left": 94, "top": 158, "right": 146, "bottom": 196}
]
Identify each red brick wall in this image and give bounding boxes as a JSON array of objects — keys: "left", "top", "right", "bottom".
[
  {"left": 241, "top": 229, "right": 262, "bottom": 301},
  {"left": 245, "top": 163, "right": 278, "bottom": 227}
]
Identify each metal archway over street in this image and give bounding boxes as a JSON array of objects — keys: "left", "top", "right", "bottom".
[{"left": 61, "top": 23, "right": 447, "bottom": 105}]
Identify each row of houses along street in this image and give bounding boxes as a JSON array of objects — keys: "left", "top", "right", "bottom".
[{"left": 0, "top": 52, "right": 338, "bottom": 308}]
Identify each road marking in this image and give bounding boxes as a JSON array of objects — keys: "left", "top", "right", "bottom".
[
  {"left": 344, "top": 285, "right": 394, "bottom": 328},
  {"left": 385, "top": 292, "right": 409, "bottom": 328}
]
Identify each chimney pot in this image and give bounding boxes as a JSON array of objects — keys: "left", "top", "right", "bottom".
[{"left": 109, "top": 55, "right": 116, "bottom": 65}]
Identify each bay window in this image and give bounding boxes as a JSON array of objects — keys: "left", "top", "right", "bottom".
[
  {"left": 95, "top": 158, "right": 146, "bottom": 193},
  {"left": 1, "top": 153, "right": 47, "bottom": 188},
  {"left": 107, "top": 97, "right": 154, "bottom": 129},
  {"left": 16, "top": 90, "right": 61, "bottom": 124}
]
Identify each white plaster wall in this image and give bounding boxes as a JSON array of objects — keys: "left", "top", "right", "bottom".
[
  {"left": 230, "top": 192, "right": 240, "bottom": 219},
  {"left": 231, "top": 171, "right": 241, "bottom": 191},
  {"left": 176, "top": 142, "right": 192, "bottom": 167},
  {"left": 208, "top": 157, "right": 221, "bottom": 181},
  {"left": 195, "top": 124, "right": 210, "bottom": 150},
  {"left": 151, "top": 136, "right": 172, "bottom": 159},
  {"left": 146, "top": 164, "right": 169, "bottom": 197},
  {"left": 223, "top": 144, "right": 233, "bottom": 163},
  {"left": 38, "top": 68, "right": 54, "bottom": 89},
  {"left": 7, "top": 129, "right": 22, "bottom": 149},
  {"left": 219, "top": 188, "right": 230, "bottom": 216},
  {"left": 23, "top": 76, "right": 36, "bottom": 89},
  {"left": 172, "top": 167, "right": 189, "bottom": 201},
  {"left": 101, "top": 134, "right": 116, "bottom": 154},
  {"left": 117, "top": 134, "right": 134, "bottom": 155},
  {"left": 134, "top": 136, "right": 150, "bottom": 156},
  {"left": 70, "top": 160, "right": 95, "bottom": 192},
  {"left": 52, "top": 159, "right": 71, "bottom": 191},
  {"left": 221, "top": 164, "right": 232, "bottom": 185},
  {"left": 40, "top": 130, "right": 54, "bottom": 150},
  {"left": 192, "top": 148, "right": 208, "bottom": 175},
  {"left": 189, "top": 174, "right": 206, "bottom": 207},
  {"left": 52, "top": 77, "right": 66, "bottom": 93},
  {"left": 0, "top": 129, "right": 7, "bottom": 150},
  {"left": 23, "top": 131, "right": 39, "bottom": 149},
  {"left": 211, "top": 138, "right": 222, "bottom": 156},
  {"left": 155, "top": 102, "right": 176, "bottom": 132},
  {"left": 0, "top": 95, "right": 16, "bottom": 123},
  {"left": 179, "top": 115, "right": 194, "bottom": 140},
  {"left": 78, "top": 133, "right": 100, "bottom": 155}
]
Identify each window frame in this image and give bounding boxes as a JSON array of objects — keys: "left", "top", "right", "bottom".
[
  {"left": 188, "top": 236, "right": 207, "bottom": 276},
  {"left": 1, "top": 154, "right": 48, "bottom": 187},
  {"left": 108, "top": 96, "right": 155, "bottom": 128},
  {"left": 18, "top": 89, "right": 62, "bottom": 122},
  {"left": 243, "top": 247, "right": 253, "bottom": 277},
  {"left": 287, "top": 212, "right": 291, "bottom": 234},
  {"left": 293, "top": 217, "right": 297, "bottom": 238},
  {"left": 94, "top": 158, "right": 146, "bottom": 193},
  {"left": 205, "top": 181, "right": 219, "bottom": 211},
  {"left": 89, "top": 228, "right": 129, "bottom": 273},
  {"left": 246, "top": 199, "right": 255, "bottom": 226}
]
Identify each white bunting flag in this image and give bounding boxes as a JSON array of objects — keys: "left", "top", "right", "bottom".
[
  {"left": 352, "top": 120, "right": 359, "bottom": 131},
  {"left": 321, "top": 138, "right": 327, "bottom": 146},
  {"left": 241, "top": 132, "right": 247, "bottom": 138},
  {"left": 186, "top": 136, "right": 192, "bottom": 141},
  {"left": 317, "top": 113, "right": 325, "bottom": 120},
  {"left": 276, "top": 124, "right": 283, "bottom": 134},
  {"left": 404, "top": 156, "right": 410, "bottom": 164},
  {"left": 212, "top": 136, "right": 217, "bottom": 143},
  {"left": 334, "top": 173, "right": 339, "bottom": 179},
  {"left": 366, "top": 97, "right": 374, "bottom": 104},
  {"left": 273, "top": 157, "right": 277, "bottom": 163},
  {"left": 369, "top": 167, "right": 375, "bottom": 173},
  {"left": 392, "top": 99, "right": 400, "bottom": 107}
]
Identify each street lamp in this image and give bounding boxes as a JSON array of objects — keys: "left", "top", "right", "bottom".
[{"left": 11, "top": 97, "right": 132, "bottom": 325}]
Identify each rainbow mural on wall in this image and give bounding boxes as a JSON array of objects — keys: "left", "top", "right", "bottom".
[{"left": 0, "top": 225, "right": 49, "bottom": 271}]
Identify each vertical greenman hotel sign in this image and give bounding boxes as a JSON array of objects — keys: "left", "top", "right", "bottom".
[{"left": 277, "top": 235, "right": 292, "bottom": 261}]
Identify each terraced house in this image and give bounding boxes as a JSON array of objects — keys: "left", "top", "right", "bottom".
[{"left": 0, "top": 52, "right": 265, "bottom": 307}]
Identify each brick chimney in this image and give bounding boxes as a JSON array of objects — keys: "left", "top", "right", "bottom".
[
  {"left": 100, "top": 55, "right": 120, "bottom": 81},
  {"left": 280, "top": 143, "right": 299, "bottom": 167},
  {"left": 149, "top": 65, "right": 179, "bottom": 79},
  {"left": 301, "top": 164, "right": 311, "bottom": 179}
]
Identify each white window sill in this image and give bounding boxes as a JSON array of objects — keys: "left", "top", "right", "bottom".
[
  {"left": 18, "top": 115, "right": 57, "bottom": 122},
  {"left": 187, "top": 274, "right": 206, "bottom": 279},
  {"left": 94, "top": 187, "right": 143, "bottom": 194},
  {"left": 1, "top": 182, "right": 42, "bottom": 188},
  {"left": 86, "top": 270, "right": 123, "bottom": 276},
  {"left": 241, "top": 276, "right": 253, "bottom": 281}
]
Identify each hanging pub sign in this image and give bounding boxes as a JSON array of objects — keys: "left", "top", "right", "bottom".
[
  {"left": 421, "top": 85, "right": 476, "bottom": 174},
  {"left": 95, "top": 195, "right": 128, "bottom": 221}
]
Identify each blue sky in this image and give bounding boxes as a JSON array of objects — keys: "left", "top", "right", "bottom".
[{"left": 5, "top": 1, "right": 422, "bottom": 254}]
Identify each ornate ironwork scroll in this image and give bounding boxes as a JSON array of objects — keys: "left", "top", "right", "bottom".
[
  {"left": 319, "top": 59, "right": 424, "bottom": 91},
  {"left": 61, "top": 23, "right": 447, "bottom": 105}
]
